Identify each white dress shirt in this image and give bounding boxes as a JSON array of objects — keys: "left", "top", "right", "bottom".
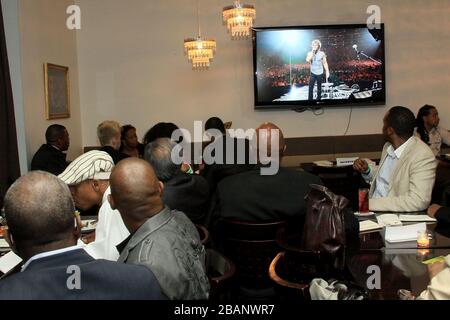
[{"left": 368, "top": 137, "right": 414, "bottom": 199}]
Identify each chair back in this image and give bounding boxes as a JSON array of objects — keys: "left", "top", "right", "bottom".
[
  {"left": 195, "top": 224, "right": 210, "bottom": 247},
  {"left": 221, "top": 219, "right": 287, "bottom": 289},
  {"left": 206, "top": 248, "right": 235, "bottom": 301},
  {"left": 269, "top": 250, "right": 322, "bottom": 300}
]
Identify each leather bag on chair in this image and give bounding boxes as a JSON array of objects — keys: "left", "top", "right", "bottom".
[{"left": 301, "top": 184, "right": 349, "bottom": 255}]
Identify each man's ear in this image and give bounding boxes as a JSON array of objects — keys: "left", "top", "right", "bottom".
[
  {"left": 5, "top": 229, "right": 18, "bottom": 255},
  {"left": 108, "top": 194, "right": 117, "bottom": 210},
  {"left": 158, "top": 181, "right": 164, "bottom": 197},
  {"left": 387, "top": 126, "right": 395, "bottom": 137},
  {"left": 92, "top": 180, "right": 100, "bottom": 192}
]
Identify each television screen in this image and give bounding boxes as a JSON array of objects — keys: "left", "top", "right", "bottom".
[{"left": 253, "top": 24, "right": 385, "bottom": 109}]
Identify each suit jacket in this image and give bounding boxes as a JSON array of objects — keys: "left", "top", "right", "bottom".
[
  {"left": 368, "top": 136, "right": 437, "bottom": 212},
  {"left": 163, "top": 172, "right": 209, "bottom": 223},
  {"left": 211, "top": 166, "right": 322, "bottom": 222},
  {"left": 30, "top": 144, "right": 68, "bottom": 175},
  {"left": 0, "top": 249, "right": 165, "bottom": 300},
  {"left": 100, "top": 146, "right": 130, "bottom": 164}
]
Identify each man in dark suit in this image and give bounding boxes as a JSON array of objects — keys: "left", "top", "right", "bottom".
[
  {"left": 30, "top": 124, "right": 70, "bottom": 175},
  {"left": 0, "top": 171, "right": 165, "bottom": 300},
  {"left": 145, "top": 138, "right": 209, "bottom": 223},
  {"left": 209, "top": 122, "right": 322, "bottom": 223}
]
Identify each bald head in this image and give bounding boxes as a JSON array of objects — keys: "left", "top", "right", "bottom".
[
  {"left": 109, "top": 158, "right": 164, "bottom": 224},
  {"left": 256, "top": 122, "right": 286, "bottom": 158},
  {"left": 4, "top": 171, "right": 75, "bottom": 248}
]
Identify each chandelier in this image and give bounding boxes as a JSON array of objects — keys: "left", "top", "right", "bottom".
[
  {"left": 184, "top": 0, "right": 216, "bottom": 70},
  {"left": 222, "top": 1, "right": 256, "bottom": 39}
]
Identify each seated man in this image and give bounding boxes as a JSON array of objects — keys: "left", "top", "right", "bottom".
[
  {"left": 353, "top": 106, "right": 437, "bottom": 212},
  {"left": 0, "top": 171, "right": 164, "bottom": 300},
  {"left": 31, "top": 124, "right": 70, "bottom": 175},
  {"left": 145, "top": 138, "right": 209, "bottom": 223},
  {"left": 97, "top": 120, "right": 129, "bottom": 164},
  {"left": 201, "top": 117, "right": 255, "bottom": 193},
  {"left": 209, "top": 122, "right": 321, "bottom": 223},
  {"left": 109, "top": 158, "right": 210, "bottom": 300},
  {"left": 58, "top": 150, "right": 129, "bottom": 260}
]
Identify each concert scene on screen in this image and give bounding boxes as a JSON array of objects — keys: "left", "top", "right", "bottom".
[{"left": 255, "top": 26, "right": 384, "bottom": 104}]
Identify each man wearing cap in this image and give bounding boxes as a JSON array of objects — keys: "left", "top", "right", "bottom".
[
  {"left": 0, "top": 171, "right": 165, "bottom": 300},
  {"left": 58, "top": 150, "right": 129, "bottom": 260}
]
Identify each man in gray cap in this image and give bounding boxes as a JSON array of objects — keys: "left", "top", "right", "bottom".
[{"left": 58, "top": 150, "right": 129, "bottom": 260}]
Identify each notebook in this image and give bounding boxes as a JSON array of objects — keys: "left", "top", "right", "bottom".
[
  {"left": 360, "top": 220, "right": 382, "bottom": 232},
  {"left": 399, "top": 215, "right": 437, "bottom": 223},
  {"left": 376, "top": 214, "right": 402, "bottom": 227},
  {"left": 384, "top": 223, "right": 426, "bottom": 243}
]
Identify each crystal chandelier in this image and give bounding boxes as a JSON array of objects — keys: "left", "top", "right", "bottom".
[
  {"left": 184, "top": 0, "right": 216, "bottom": 70},
  {"left": 222, "top": 1, "right": 256, "bottom": 39}
]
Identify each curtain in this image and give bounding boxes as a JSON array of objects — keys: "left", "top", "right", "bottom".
[{"left": 0, "top": 4, "right": 20, "bottom": 209}]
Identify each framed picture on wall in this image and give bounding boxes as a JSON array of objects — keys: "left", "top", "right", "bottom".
[{"left": 44, "top": 63, "right": 70, "bottom": 120}]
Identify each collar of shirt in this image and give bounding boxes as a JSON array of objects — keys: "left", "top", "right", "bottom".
[
  {"left": 21, "top": 246, "right": 82, "bottom": 272},
  {"left": 386, "top": 136, "right": 414, "bottom": 160},
  {"left": 49, "top": 144, "right": 61, "bottom": 151},
  {"left": 102, "top": 186, "right": 111, "bottom": 205}
]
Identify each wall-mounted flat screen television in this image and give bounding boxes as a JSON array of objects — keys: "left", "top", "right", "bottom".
[{"left": 253, "top": 24, "right": 385, "bottom": 109}]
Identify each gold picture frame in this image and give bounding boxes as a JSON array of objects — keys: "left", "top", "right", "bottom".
[{"left": 44, "top": 63, "right": 70, "bottom": 120}]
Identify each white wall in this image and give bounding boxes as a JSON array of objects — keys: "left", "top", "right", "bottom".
[
  {"left": 14, "top": 0, "right": 450, "bottom": 154},
  {"left": 1, "top": 0, "right": 28, "bottom": 174},
  {"left": 74, "top": 0, "right": 450, "bottom": 147},
  {"left": 18, "top": 0, "right": 82, "bottom": 163}
]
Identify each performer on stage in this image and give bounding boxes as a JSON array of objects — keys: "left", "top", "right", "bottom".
[{"left": 306, "top": 39, "right": 330, "bottom": 100}]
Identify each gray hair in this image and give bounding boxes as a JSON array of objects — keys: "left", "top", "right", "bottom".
[
  {"left": 4, "top": 171, "right": 75, "bottom": 246},
  {"left": 144, "top": 138, "right": 180, "bottom": 182}
]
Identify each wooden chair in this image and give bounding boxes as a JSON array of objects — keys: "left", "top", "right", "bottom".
[
  {"left": 221, "top": 219, "right": 287, "bottom": 293},
  {"left": 206, "top": 248, "right": 235, "bottom": 301},
  {"left": 195, "top": 224, "right": 210, "bottom": 247},
  {"left": 269, "top": 249, "right": 323, "bottom": 301}
]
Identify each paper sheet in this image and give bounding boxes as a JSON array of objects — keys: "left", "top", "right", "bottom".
[
  {"left": 0, "top": 251, "right": 23, "bottom": 274},
  {"left": 385, "top": 223, "right": 426, "bottom": 243}
]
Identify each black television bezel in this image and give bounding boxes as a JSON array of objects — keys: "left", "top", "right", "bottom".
[{"left": 252, "top": 23, "right": 386, "bottom": 110}]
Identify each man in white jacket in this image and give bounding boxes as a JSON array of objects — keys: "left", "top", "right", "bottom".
[
  {"left": 58, "top": 150, "right": 129, "bottom": 260},
  {"left": 353, "top": 106, "right": 437, "bottom": 212}
]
